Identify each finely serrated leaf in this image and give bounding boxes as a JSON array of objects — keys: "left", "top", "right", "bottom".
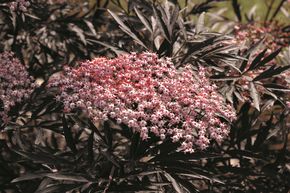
[
  {"left": 248, "top": 49, "right": 267, "bottom": 70},
  {"left": 153, "top": 5, "right": 171, "bottom": 42},
  {"left": 24, "top": 13, "right": 41, "bottom": 20},
  {"left": 253, "top": 65, "right": 290, "bottom": 81},
  {"left": 84, "top": 20, "right": 97, "bottom": 36},
  {"left": 177, "top": 17, "right": 187, "bottom": 41},
  {"left": 13, "top": 150, "right": 72, "bottom": 165},
  {"left": 254, "top": 48, "right": 282, "bottom": 69},
  {"left": 234, "top": 91, "right": 245, "bottom": 102},
  {"left": 180, "top": 36, "right": 217, "bottom": 64},
  {"left": 240, "top": 53, "right": 250, "bottom": 72},
  {"left": 261, "top": 99, "right": 275, "bottom": 112},
  {"left": 35, "top": 185, "right": 62, "bottom": 193},
  {"left": 222, "top": 59, "right": 242, "bottom": 73},
  {"left": 109, "top": 10, "right": 125, "bottom": 22},
  {"left": 69, "top": 24, "right": 86, "bottom": 45},
  {"left": 169, "top": 6, "right": 179, "bottom": 34},
  {"left": 35, "top": 183, "right": 82, "bottom": 193},
  {"left": 163, "top": 172, "right": 183, "bottom": 193},
  {"left": 226, "top": 85, "right": 235, "bottom": 103},
  {"left": 101, "top": 151, "right": 120, "bottom": 168},
  {"left": 171, "top": 174, "right": 199, "bottom": 192},
  {"left": 253, "top": 65, "right": 276, "bottom": 81},
  {"left": 196, "top": 12, "right": 205, "bottom": 34},
  {"left": 263, "top": 83, "right": 290, "bottom": 92},
  {"left": 89, "top": 39, "right": 126, "bottom": 55},
  {"left": 62, "top": 114, "right": 77, "bottom": 153},
  {"left": 253, "top": 115, "right": 272, "bottom": 149},
  {"left": 134, "top": 7, "right": 152, "bottom": 33},
  {"left": 232, "top": 0, "right": 242, "bottom": 21},
  {"left": 35, "top": 178, "right": 53, "bottom": 192},
  {"left": 87, "top": 131, "right": 94, "bottom": 163},
  {"left": 11, "top": 173, "right": 48, "bottom": 183},
  {"left": 210, "top": 75, "right": 240, "bottom": 81},
  {"left": 250, "top": 82, "right": 260, "bottom": 111},
  {"left": 45, "top": 173, "right": 89, "bottom": 182},
  {"left": 108, "top": 9, "right": 147, "bottom": 49}
]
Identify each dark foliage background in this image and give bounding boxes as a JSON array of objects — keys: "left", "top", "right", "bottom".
[{"left": 0, "top": 0, "right": 289, "bottom": 192}]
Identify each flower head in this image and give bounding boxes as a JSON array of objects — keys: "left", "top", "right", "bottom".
[
  {"left": 49, "top": 52, "right": 236, "bottom": 152},
  {"left": 9, "top": 0, "right": 30, "bottom": 12},
  {"left": 0, "top": 52, "right": 35, "bottom": 124},
  {"left": 234, "top": 22, "right": 289, "bottom": 52}
]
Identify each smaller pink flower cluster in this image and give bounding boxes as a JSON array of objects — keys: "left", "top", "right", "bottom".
[
  {"left": 0, "top": 52, "right": 35, "bottom": 124},
  {"left": 9, "top": 0, "right": 30, "bottom": 12},
  {"left": 234, "top": 22, "right": 289, "bottom": 52},
  {"left": 48, "top": 53, "right": 236, "bottom": 152}
]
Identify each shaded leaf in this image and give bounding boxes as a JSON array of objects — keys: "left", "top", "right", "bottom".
[
  {"left": 210, "top": 75, "right": 240, "bottom": 81},
  {"left": 248, "top": 49, "right": 267, "bottom": 71},
  {"left": 162, "top": 172, "right": 183, "bottom": 193},
  {"left": 263, "top": 83, "right": 290, "bottom": 92},
  {"left": 100, "top": 151, "right": 120, "bottom": 168},
  {"left": 69, "top": 24, "right": 87, "bottom": 45},
  {"left": 253, "top": 65, "right": 290, "bottom": 81},
  {"left": 11, "top": 173, "right": 48, "bottom": 183},
  {"left": 254, "top": 48, "right": 282, "bottom": 70},
  {"left": 250, "top": 82, "right": 260, "bottom": 111},
  {"left": 180, "top": 36, "right": 217, "bottom": 64},
  {"left": 232, "top": 0, "right": 242, "bottom": 21},
  {"left": 152, "top": 5, "right": 171, "bottom": 42},
  {"left": 196, "top": 12, "right": 205, "bottom": 34},
  {"left": 108, "top": 9, "right": 148, "bottom": 49},
  {"left": 171, "top": 174, "right": 199, "bottom": 193},
  {"left": 62, "top": 114, "right": 77, "bottom": 153},
  {"left": 35, "top": 183, "right": 82, "bottom": 193},
  {"left": 252, "top": 115, "right": 273, "bottom": 150},
  {"left": 84, "top": 20, "right": 97, "bottom": 36},
  {"left": 13, "top": 150, "right": 72, "bottom": 165},
  {"left": 45, "top": 173, "right": 89, "bottom": 182},
  {"left": 134, "top": 7, "right": 152, "bottom": 33},
  {"left": 88, "top": 39, "right": 127, "bottom": 55},
  {"left": 87, "top": 131, "right": 94, "bottom": 163}
]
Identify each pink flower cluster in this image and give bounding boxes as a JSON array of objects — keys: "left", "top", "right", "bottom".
[
  {"left": 0, "top": 52, "right": 35, "bottom": 124},
  {"left": 9, "top": 0, "right": 30, "bottom": 12},
  {"left": 48, "top": 53, "right": 236, "bottom": 152},
  {"left": 234, "top": 22, "right": 289, "bottom": 52}
]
